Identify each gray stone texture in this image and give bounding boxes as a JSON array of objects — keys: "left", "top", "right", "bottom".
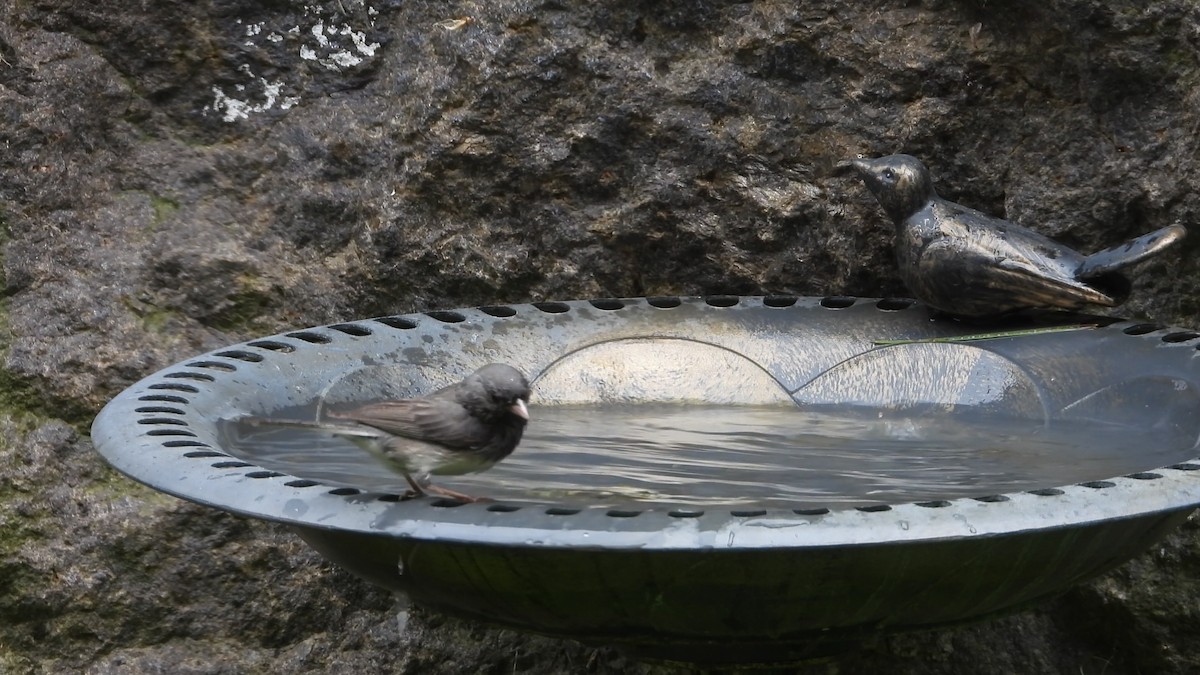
[{"left": 2, "top": 0, "right": 1198, "bottom": 672}]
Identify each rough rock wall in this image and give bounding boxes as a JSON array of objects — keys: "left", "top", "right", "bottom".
[{"left": 1, "top": 0, "right": 1199, "bottom": 672}]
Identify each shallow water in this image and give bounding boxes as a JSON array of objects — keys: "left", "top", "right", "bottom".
[{"left": 223, "top": 404, "right": 1199, "bottom": 508}]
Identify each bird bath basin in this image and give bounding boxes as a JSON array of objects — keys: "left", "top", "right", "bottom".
[{"left": 91, "top": 296, "right": 1200, "bottom": 665}]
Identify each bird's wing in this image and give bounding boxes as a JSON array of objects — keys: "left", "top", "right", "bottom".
[
  {"left": 940, "top": 202, "right": 1083, "bottom": 270},
  {"left": 993, "top": 257, "right": 1117, "bottom": 305},
  {"left": 918, "top": 238, "right": 1115, "bottom": 309},
  {"left": 921, "top": 202, "right": 1115, "bottom": 309},
  {"left": 331, "top": 398, "right": 485, "bottom": 450}
]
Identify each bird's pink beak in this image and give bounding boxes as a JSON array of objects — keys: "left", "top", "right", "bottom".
[{"left": 511, "top": 399, "right": 529, "bottom": 420}]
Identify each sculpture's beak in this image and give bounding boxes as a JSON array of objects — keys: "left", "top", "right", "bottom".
[{"left": 834, "top": 158, "right": 870, "bottom": 177}]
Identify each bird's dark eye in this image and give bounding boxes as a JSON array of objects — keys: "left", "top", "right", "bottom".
[{"left": 882, "top": 168, "right": 897, "bottom": 181}]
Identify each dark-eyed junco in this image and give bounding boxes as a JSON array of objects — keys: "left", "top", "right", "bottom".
[
  {"left": 244, "top": 363, "right": 530, "bottom": 500},
  {"left": 846, "top": 154, "right": 1186, "bottom": 319}
]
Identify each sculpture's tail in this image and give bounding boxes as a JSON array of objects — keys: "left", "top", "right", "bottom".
[{"left": 1077, "top": 223, "right": 1187, "bottom": 278}]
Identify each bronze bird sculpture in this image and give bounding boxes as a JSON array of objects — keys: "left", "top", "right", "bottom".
[
  {"left": 244, "top": 363, "right": 531, "bottom": 501},
  {"left": 847, "top": 154, "right": 1186, "bottom": 319}
]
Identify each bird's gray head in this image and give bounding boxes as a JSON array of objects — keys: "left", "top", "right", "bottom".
[
  {"left": 461, "top": 363, "right": 531, "bottom": 423},
  {"left": 848, "top": 154, "right": 936, "bottom": 223}
]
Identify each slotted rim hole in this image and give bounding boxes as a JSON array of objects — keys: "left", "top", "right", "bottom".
[
  {"left": 137, "top": 417, "right": 188, "bottom": 426},
  {"left": 821, "top": 296, "right": 856, "bottom": 309},
  {"left": 185, "top": 360, "right": 237, "bottom": 372},
  {"left": 532, "top": 302, "right": 571, "bottom": 314},
  {"left": 148, "top": 383, "right": 199, "bottom": 393},
  {"left": 162, "top": 440, "right": 209, "bottom": 448},
  {"left": 138, "top": 394, "right": 189, "bottom": 403},
  {"left": 589, "top": 299, "right": 625, "bottom": 310},
  {"left": 646, "top": 296, "right": 681, "bottom": 308},
  {"left": 330, "top": 323, "right": 373, "bottom": 336},
  {"left": 1162, "top": 331, "right": 1200, "bottom": 343},
  {"left": 704, "top": 295, "right": 739, "bottom": 307},
  {"left": 1123, "top": 323, "right": 1163, "bottom": 336},
  {"left": 164, "top": 372, "right": 215, "bottom": 382},
  {"left": 286, "top": 331, "right": 332, "bottom": 344},
  {"left": 214, "top": 350, "right": 264, "bottom": 362},
  {"left": 247, "top": 340, "right": 296, "bottom": 353},
  {"left": 426, "top": 310, "right": 466, "bottom": 323},
  {"left": 375, "top": 316, "right": 418, "bottom": 329},
  {"left": 478, "top": 305, "right": 517, "bottom": 317},
  {"left": 135, "top": 406, "right": 185, "bottom": 415}
]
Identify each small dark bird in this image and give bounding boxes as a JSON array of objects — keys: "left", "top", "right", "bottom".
[
  {"left": 244, "top": 363, "right": 531, "bottom": 501},
  {"left": 846, "top": 154, "right": 1186, "bottom": 318}
]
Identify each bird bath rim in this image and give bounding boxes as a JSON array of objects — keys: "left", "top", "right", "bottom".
[{"left": 90, "top": 295, "right": 1200, "bottom": 551}]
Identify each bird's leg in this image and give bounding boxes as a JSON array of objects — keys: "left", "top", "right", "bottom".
[
  {"left": 401, "top": 472, "right": 427, "bottom": 500},
  {"left": 422, "top": 483, "right": 489, "bottom": 503},
  {"left": 402, "top": 472, "right": 487, "bottom": 503}
]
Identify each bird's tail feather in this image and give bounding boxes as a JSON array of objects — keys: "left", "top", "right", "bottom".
[{"left": 1078, "top": 224, "right": 1186, "bottom": 277}]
